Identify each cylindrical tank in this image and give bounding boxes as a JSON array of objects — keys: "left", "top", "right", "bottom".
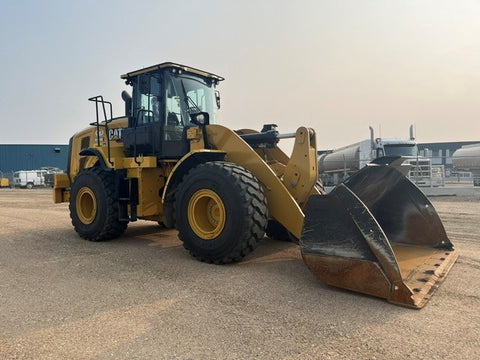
[
  {"left": 452, "top": 144, "right": 480, "bottom": 171},
  {"left": 318, "top": 143, "right": 361, "bottom": 173}
]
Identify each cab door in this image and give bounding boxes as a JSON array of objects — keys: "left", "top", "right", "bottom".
[
  {"left": 160, "top": 73, "right": 190, "bottom": 158},
  {"left": 124, "top": 74, "right": 163, "bottom": 156}
]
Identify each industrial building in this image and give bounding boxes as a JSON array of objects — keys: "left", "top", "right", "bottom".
[{"left": 0, "top": 144, "right": 69, "bottom": 175}]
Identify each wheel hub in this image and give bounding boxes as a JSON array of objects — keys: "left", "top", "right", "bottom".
[
  {"left": 76, "top": 187, "right": 97, "bottom": 224},
  {"left": 188, "top": 189, "right": 226, "bottom": 240}
]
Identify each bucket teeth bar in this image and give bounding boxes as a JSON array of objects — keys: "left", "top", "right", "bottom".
[{"left": 300, "top": 165, "right": 458, "bottom": 309}]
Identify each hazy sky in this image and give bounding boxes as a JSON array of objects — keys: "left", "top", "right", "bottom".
[{"left": 1, "top": 0, "right": 479, "bottom": 150}]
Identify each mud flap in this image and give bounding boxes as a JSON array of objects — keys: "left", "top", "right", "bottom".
[{"left": 301, "top": 165, "right": 458, "bottom": 308}]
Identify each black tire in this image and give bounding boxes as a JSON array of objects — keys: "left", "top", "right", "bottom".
[
  {"left": 175, "top": 161, "right": 268, "bottom": 264},
  {"left": 26, "top": 182, "right": 33, "bottom": 190},
  {"left": 69, "top": 167, "right": 128, "bottom": 241}
]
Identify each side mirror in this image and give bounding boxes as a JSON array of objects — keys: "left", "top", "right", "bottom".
[
  {"left": 215, "top": 90, "right": 221, "bottom": 109},
  {"left": 190, "top": 112, "right": 210, "bottom": 126},
  {"left": 189, "top": 112, "right": 211, "bottom": 150}
]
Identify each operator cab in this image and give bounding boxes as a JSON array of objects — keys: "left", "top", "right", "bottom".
[{"left": 121, "top": 62, "right": 224, "bottom": 159}]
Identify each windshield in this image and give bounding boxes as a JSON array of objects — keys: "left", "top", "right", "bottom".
[
  {"left": 383, "top": 144, "right": 418, "bottom": 157},
  {"left": 165, "top": 72, "right": 218, "bottom": 125}
]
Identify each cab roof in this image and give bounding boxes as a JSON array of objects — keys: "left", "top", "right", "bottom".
[{"left": 120, "top": 62, "right": 225, "bottom": 82}]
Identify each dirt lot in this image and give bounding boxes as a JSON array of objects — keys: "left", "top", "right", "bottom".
[{"left": 0, "top": 188, "right": 479, "bottom": 359}]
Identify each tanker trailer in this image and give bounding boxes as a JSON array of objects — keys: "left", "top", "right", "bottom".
[
  {"left": 319, "top": 126, "right": 417, "bottom": 186},
  {"left": 452, "top": 143, "right": 480, "bottom": 186}
]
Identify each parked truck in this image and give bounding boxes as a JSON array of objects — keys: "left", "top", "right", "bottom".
[
  {"left": 13, "top": 168, "right": 63, "bottom": 189},
  {"left": 318, "top": 126, "right": 418, "bottom": 185},
  {"left": 452, "top": 143, "right": 480, "bottom": 186},
  {"left": 13, "top": 170, "right": 48, "bottom": 189}
]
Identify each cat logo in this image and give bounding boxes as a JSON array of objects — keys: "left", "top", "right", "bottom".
[{"left": 108, "top": 128, "right": 123, "bottom": 141}]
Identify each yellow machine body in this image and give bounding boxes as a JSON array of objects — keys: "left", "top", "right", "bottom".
[{"left": 54, "top": 122, "right": 317, "bottom": 231}]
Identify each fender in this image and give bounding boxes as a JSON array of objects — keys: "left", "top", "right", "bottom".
[
  {"left": 79, "top": 147, "right": 112, "bottom": 172},
  {"left": 161, "top": 150, "right": 226, "bottom": 203}
]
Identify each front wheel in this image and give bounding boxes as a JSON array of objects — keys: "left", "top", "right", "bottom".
[
  {"left": 69, "top": 167, "right": 128, "bottom": 241},
  {"left": 175, "top": 161, "right": 268, "bottom": 264}
]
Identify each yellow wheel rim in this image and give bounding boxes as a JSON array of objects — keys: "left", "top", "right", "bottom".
[
  {"left": 188, "top": 189, "right": 226, "bottom": 240},
  {"left": 76, "top": 187, "right": 97, "bottom": 225}
]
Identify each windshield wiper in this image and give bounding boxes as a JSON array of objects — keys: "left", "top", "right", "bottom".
[{"left": 180, "top": 80, "right": 202, "bottom": 114}]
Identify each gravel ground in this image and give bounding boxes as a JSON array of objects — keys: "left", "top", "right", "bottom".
[{"left": 0, "top": 188, "right": 479, "bottom": 359}]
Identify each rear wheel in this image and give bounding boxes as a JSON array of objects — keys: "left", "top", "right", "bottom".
[
  {"left": 69, "top": 167, "right": 128, "bottom": 241},
  {"left": 175, "top": 161, "right": 268, "bottom": 264},
  {"left": 26, "top": 182, "right": 33, "bottom": 189}
]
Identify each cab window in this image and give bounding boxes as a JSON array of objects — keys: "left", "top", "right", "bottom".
[
  {"left": 164, "top": 76, "right": 185, "bottom": 141},
  {"left": 134, "top": 75, "right": 161, "bottom": 125}
]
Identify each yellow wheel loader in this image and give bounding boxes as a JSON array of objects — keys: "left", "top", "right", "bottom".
[{"left": 54, "top": 62, "right": 457, "bottom": 308}]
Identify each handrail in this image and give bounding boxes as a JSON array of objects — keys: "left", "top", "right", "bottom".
[{"left": 88, "top": 95, "right": 114, "bottom": 166}]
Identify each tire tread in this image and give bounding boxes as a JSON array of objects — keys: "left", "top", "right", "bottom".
[
  {"left": 69, "top": 167, "right": 127, "bottom": 242},
  {"left": 175, "top": 161, "right": 267, "bottom": 264}
]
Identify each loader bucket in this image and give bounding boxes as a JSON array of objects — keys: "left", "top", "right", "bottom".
[{"left": 300, "top": 165, "right": 458, "bottom": 308}]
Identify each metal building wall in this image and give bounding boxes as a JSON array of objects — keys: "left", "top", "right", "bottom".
[{"left": 0, "top": 144, "right": 69, "bottom": 173}]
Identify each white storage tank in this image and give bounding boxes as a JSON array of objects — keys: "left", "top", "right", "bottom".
[{"left": 452, "top": 144, "right": 480, "bottom": 171}]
